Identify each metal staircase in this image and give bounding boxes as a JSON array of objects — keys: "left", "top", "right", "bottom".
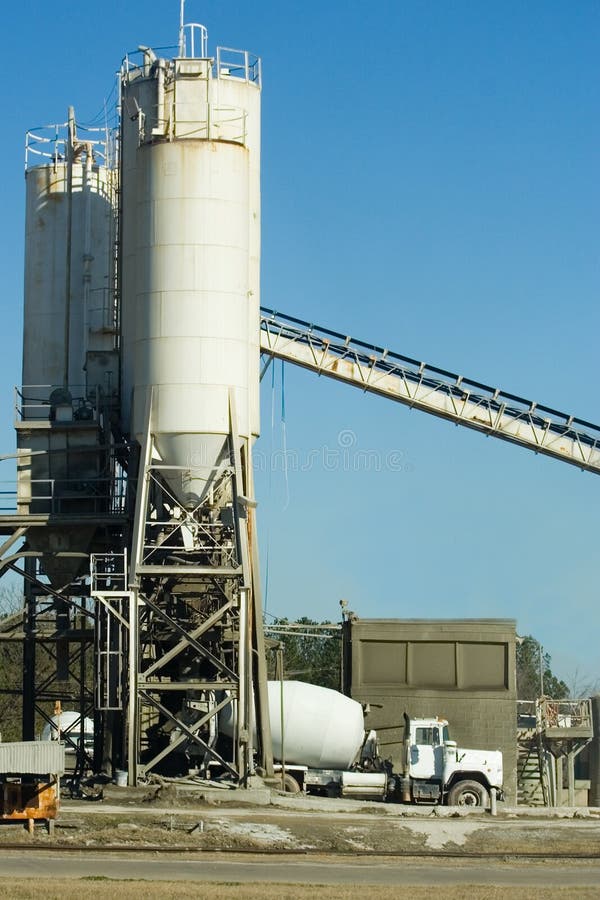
[
  {"left": 516, "top": 699, "right": 593, "bottom": 806},
  {"left": 260, "top": 308, "right": 600, "bottom": 474},
  {"left": 517, "top": 731, "right": 548, "bottom": 806}
]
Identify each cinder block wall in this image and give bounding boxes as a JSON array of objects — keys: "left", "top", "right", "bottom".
[{"left": 343, "top": 619, "right": 517, "bottom": 804}]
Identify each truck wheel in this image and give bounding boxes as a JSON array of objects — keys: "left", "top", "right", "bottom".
[
  {"left": 447, "top": 780, "right": 489, "bottom": 807},
  {"left": 280, "top": 773, "right": 301, "bottom": 794}
]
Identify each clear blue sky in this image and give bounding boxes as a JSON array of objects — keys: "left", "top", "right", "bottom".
[{"left": 2, "top": 1, "right": 599, "bottom": 687}]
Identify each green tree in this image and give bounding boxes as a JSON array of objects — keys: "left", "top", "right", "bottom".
[
  {"left": 516, "top": 635, "right": 569, "bottom": 700},
  {"left": 265, "top": 617, "right": 341, "bottom": 691}
]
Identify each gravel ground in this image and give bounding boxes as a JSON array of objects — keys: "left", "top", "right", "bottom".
[{"left": 0, "top": 783, "right": 599, "bottom": 856}]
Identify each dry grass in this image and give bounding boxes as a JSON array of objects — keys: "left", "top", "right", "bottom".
[{"left": 0, "top": 881, "right": 599, "bottom": 900}]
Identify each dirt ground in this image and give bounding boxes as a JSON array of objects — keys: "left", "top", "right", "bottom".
[
  {"left": 1, "top": 782, "right": 599, "bottom": 856},
  {"left": 34, "top": 809, "right": 600, "bottom": 856}
]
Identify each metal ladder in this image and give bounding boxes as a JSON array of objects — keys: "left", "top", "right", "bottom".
[
  {"left": 260, "top": 307, "right": 600, "bottom": 475},
  {"left": 517, "top": 732, "right": 548, "bottom": 806}
]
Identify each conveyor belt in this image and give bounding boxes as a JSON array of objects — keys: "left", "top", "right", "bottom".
[{"left": 260, "top": 307, "right": 600, "bottom": 474}]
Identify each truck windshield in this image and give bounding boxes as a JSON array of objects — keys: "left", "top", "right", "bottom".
[{"left": 443, "top": 725, "right": 450, "bottom": 742}]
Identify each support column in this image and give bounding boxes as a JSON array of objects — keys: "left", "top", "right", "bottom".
[
  {"left": 567, "top": 750, "right": 575, "bottom": 808},
  {"left": 589, "top": 695, "right": 600, "bottom": 808},
  {"left": 555, "top": 756, "right": 563, "bottom": 807},
  {"left": 245, "top": 442, "right": 273, "bottom": 777},
  {"left": 127, "top": 589, "right": 138, "bottom": 786},
  {"left": 21, "top": 558, "right": 36, "bottom": 740}
]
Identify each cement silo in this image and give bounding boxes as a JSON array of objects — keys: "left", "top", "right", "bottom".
[
  {"left": 17, "top": 115, "right": 118, "bottom": 586},
  {"left": 22, "top": 114, "right": 117, "bottom": 398},
  {"left": 120, "top": 39, "right": 261, "bottom": 506},
  {"left": 115, "top": 25, "right": 271, "bottom": 784}
]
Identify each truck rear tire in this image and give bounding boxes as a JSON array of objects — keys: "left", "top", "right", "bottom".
[
  {"left": 281, "top": 773, "right": 301, "bottom": 794},
  {"left": 447, "top": 779, "right": 489, "bottom": 808}
]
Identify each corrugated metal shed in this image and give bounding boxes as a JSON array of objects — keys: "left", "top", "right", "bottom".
[{"left": 0, "top": 741, "right": 65, "bottom": 775}]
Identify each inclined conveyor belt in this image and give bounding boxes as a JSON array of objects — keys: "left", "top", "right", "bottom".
[{"left": 259, "top": 307, "right": 600, "bottom": 475}]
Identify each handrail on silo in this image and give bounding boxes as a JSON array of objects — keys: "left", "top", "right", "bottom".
[
  {"left": 172, "top": 104, "right": 248, "bottom": 145},
  {"left": 216, "top": 46, "right": 261, "bottom": 86},
  {"left": 25, "top": 123, "right": 66, "bottom": 171},
  {"left": 182, "top": 23, "right": 208, "bottom": 59},
  {"left": 25, "top": 122, "right": 114, "bottom": 171}
]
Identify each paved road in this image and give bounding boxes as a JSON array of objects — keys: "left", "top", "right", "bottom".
[{"left": 1, "top": 853, "right": 599, "bottom": 887}]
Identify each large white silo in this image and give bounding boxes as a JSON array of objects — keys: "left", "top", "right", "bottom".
[
  {"left": 120, "top": 39, "right": 261, "bottom": 506},
  {"left": 22, "top": 121, "right": 117, "bottom": 407},
  {"left": 19, "top": 120, "right": 118, "bottom": 585}
]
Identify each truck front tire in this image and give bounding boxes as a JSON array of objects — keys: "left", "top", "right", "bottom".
[{"left": 447, "top": 779, "right": 489, "bottom": 808}]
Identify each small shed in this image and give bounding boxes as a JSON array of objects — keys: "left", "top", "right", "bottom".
[{"left": 0, "top": 741, "right": 65, "bottom": 834}]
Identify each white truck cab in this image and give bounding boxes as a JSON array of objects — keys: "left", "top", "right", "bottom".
[{"left": 400, "top": 715, "right": 503, "bottom": 806}]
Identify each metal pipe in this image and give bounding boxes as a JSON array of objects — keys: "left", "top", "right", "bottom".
[
  {"left": 63, "top": 108, "right": 75, "bottom": 389},
  {"left": 400, "top": 712, "right": 412, "bottom": 802},
  {"left": 82, "top": 146, "right": 92, "bottom": 363},
  {"left": 178, "top": 0, "right": 185, "bottom": 56},
  {"left": 156, "top": 61, "right": 166, "bottom": 134}
]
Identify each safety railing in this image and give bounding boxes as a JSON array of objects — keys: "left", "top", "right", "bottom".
[
  {"left": 0, "top": 484, "right": 17, "bottom": 513},
  {"left": 173, "top": 105, "right": 248, "bottom": 144},
  {"left": 122, "top": 45, "right": 261, "bottom": 87},
  {"left": 517, "top": 700, "right": 537, "bottom": 730},
  {"left": 216, "top": 47, "right": 261, "bottom": 86},
  {"left": 25, "top": 122, "right": 116, "bottom": 171},
  {"left": 538, "top": 698, "right": 592, "bottom": 731},
  {"left": 517, "top": 698, "right": 593, "bottom": 733},
  {"left": 18, "top": 475, "right": 128, "bottom": 517},
  {"left": 15, "top": 385, "right": 108, "bottom": 423},
  {"left": 90, "top": 552, "right": 128, "bottom": 594},
  {"left": 180, "top": 23, "right": 208, "bottom": 59}
]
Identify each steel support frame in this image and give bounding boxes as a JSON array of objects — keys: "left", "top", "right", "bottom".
[
  {"left": 124, "top": 389, "right": 272, "bottom": 785},
  {"left": 0, "top": 533, "right": 96, "bottom": 773}
]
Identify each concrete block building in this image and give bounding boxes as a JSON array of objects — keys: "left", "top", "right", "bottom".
[{"left": 342, "top": 618, "right": 518, "bottom": 803}]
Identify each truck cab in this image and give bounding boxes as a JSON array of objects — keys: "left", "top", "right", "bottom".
[{"left": 404, "top": 716, "right": 503, "bottom": 806}]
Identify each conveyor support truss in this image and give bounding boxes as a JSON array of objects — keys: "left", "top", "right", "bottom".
[{"left": 260, "top": 308, "right": 600, "bottom": 475}]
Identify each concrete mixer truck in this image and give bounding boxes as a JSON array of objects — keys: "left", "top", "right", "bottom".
[{"left": 222, "top": 681, "right": 504, "bottom": 807}]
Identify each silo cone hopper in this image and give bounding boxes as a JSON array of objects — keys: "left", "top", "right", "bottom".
[
  {"left": 26, "top": 526, "right": 96, "bottom": 590},
  {"left": 130, "top": 386, "right": 251, "bottom": 569},
  {"left": 153, "top": 433, "right": 231, "bottom": 510}
]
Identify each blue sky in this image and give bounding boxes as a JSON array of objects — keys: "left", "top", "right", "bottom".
[{"left": 2, "top": 1, "right": 599, "bottom": 686}]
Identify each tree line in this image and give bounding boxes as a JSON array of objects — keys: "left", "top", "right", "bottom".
[{"left": 265, "top": 618, "right": 578, "bottom": 700}]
